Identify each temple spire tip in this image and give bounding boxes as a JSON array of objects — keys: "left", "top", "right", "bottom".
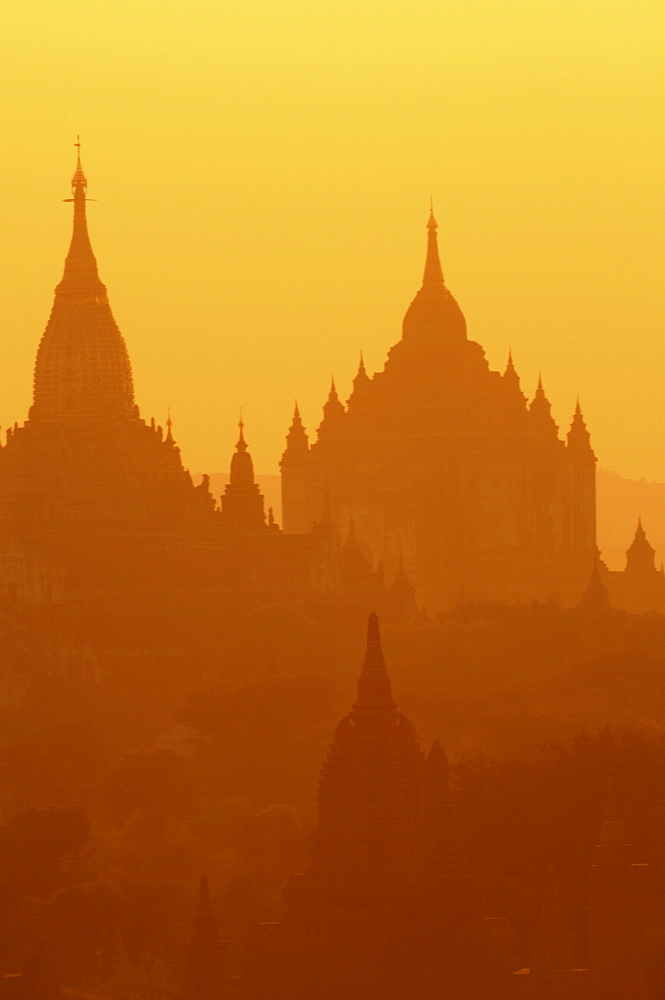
[
  {"left": 354, "top": 612, "right": 397, "bottom": 713},
  {"left": 427, "top": 196, "right": 437, "bottom": 230},
  {"left": 422, "top": 201, "right": 444, "bottom": 289},
  {"left": 71, "top": 134, "right": 87, "bottom": 191},
  {"left": 236, "top": 411, "right": 247, "bottom": 452}
]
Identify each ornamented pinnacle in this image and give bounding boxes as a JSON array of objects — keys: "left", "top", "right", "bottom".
[
  {"left": 626, "top": 516, "right": 656, "bottom": 568},
  {"left": 567, "top": 398, "right": 595, "bottom": 457},
  {"left": 56, "top": 139, "right": 106, "bottom": 298},
  {"left": 422, "top": 202, "right": 445, "bottom": 291},
  {"left": 349, "top": 351, "right": 371, "bottom": 404},
  {"left": 237, "top": 413, "right": 248, "bottom": 453},
  {"left": 427, "top": 196, "right": 437, "bottom": 230},
  {"left": 71, "top": 135, "right": 87, "bottom": 192},
  {"left": 282, "top": 400, "right": 309, "bottom": 457},
  {"left": 320, "top": 376, "right": 346, "bottom": 429},
  {"left": 401, "top": 203, "right": 467, "bottom": 341},
  {"left": 229, "top": 415, "right": 255, "bottom": 486},
  {"left": 354, "top": 613, "right": 397, "bottom": 713}
]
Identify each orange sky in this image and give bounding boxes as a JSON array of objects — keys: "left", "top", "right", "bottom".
[{"left": 1, "top": 0, "right": 663, "bottom": 481}]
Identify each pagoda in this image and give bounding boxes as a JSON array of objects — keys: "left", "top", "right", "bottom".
[
  {"left": 272, "top": 614, "right": 508, "bottom": 1000},
  {"left": 281, "top": 210, "right": 597, "bottom": 610},
  {"left": 0, "top": 145, "right": 214, "bottom": 599}
]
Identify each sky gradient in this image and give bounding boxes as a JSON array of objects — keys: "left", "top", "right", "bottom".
[{"left": 1, "top": 0, "right": 663, "bottom": 480}]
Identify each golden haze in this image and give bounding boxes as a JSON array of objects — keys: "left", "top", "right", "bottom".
[{"left": 0, "top": 0, "right": 663, "bottom": 479}]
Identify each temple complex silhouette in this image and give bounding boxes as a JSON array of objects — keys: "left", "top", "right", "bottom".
[
  {"left": 281, "top": 208, "right": 601, "bottom": 610},
  {"left": 0, "top": 148, "right": 660, "bottom": 639},
  {"left": 0, "top": 150, "right": 392, "bottom": 635}
]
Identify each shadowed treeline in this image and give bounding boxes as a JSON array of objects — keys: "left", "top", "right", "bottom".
[{"left": 1, "top": 603, "right": 665, "bottom": 994}]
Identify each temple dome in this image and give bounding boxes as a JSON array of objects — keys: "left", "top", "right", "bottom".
[{"left": 402, "top": 209, "right": 466, "bottom": 343}]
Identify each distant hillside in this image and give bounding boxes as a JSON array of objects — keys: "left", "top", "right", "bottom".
[{"left": 194, "top": 469, "right": 664, "bottom": 572}]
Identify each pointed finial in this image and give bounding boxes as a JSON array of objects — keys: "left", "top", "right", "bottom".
[
  {"left": 56, "top": 137, "right": 108, "bottom": 299},
  {"left": 358, "top": 351, "right": 366, "bottom": 376},
  {"left": 292, "top": 400, "right": 302, "bottom": 424},
  {"left": 166, "top": 406, "right": 173, "bottom": 442},
  {"left": 71, "top": 135, "right": 87, "bottom": 191},
  {"left": 422, "top": 201, "right": 444, "bottom": 288},
  {"left": 427, "top": 196, "right": 437, "bottom": 229},
  {"left": 354, "top": 613, "right": 397, "bottom": 713},
  {"left": 236, "top": 412, "right": 247, "bottom": 452}
]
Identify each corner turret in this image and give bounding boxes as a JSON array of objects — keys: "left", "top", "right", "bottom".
[
  {"left": 567, "top": 399, "right": 595, "bottom": 459},
  {"left": 347, "top": 352, "right": 371, "bottom": 406},
  {"left": 280, "top": 403, "right": 311, "bottom": 533},
  {"left": 502, "top": 350, "right": 527, "bottom": 405},
  {"left": 626, "top": 518, "right": 657, "bottom": 576},
  {"left": 220, "top": 419, "right": 266, "bottom": 530},
  {"left": 529, "top": 375, "right": 559, "bottom": 438},
  {"left": 283, "top": 403, "right": 309, "bottom": 457},
  {"left": 317, "top": 378, "right": 346, "bottom": 438}
]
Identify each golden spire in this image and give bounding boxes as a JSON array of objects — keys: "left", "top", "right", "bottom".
[
  {"left": 56, "top": 137, "right": 106, "bottom": 298},
  {"left": 422, "top": 199, "right": 445, "bottom": 291},
  {"left": 71, "top": 135, "right": 86, "bottom": 191}
]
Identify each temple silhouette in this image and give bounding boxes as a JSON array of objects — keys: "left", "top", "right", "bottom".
[
  {"left": 281, "top": 208, "right": 601, "bottom": 610},
  {"left": 172, "top": 615, "right": 664, "bottom": 1000},
  {"left": 0, "top": 147, "right": 658, "bottom": 684},
  {"left": 0, "top": 149, "right": 391, "bottom": 637}
]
